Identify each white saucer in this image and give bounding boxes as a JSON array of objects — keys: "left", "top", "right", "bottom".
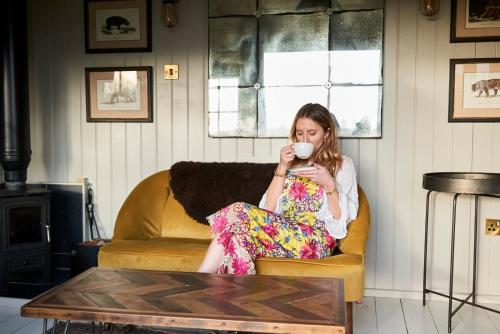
[{"left": 289, "top": 166, "right": 317, "bottom": 173}]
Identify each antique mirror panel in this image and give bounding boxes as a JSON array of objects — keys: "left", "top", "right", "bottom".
[{"left": 208, "top": 0, "right": 384, "bottom": 138}]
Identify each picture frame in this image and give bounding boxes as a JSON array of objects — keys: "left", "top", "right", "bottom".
[
  {"left": 85, "top": 66, "right": 153, "bottom": 122},
  {"left": 451, "top": 0, "right": 500, "bottom": 43},
  {"left": 84, "top": 0, "right": 152, "bottom": 53},
  {"left": 449, "top": 58, "right": 500, "bottom": 122}
]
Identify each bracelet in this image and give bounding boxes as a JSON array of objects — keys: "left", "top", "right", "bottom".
[
  {"left": 274, "top": 168, "right": 286, "bottom": 177},
  {"left": 325, "top": 187, "right": 338, "bottom": 196}
]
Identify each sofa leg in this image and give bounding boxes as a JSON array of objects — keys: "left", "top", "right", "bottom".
[{"left": 345, "top": 301, "right": 353, "bottom": 334}]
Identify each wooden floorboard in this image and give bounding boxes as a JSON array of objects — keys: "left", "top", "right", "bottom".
[
  {"left": 401, "top": 299, "right": 438, "bottom": 334},
  {"left": 485, "top": 306, "right": 500, "bottom": 333},
  {"left": 426, "top": 300, "right": 470, "bottom": 334},
  {"left": 458, "top": 304, "right": 499, "bottom": 334},
  {"left": 375, "top": 297, "right": 407, "bottom": 334},
  {"left": 353, "top": 296, "right": 378, "bottom": 334}
]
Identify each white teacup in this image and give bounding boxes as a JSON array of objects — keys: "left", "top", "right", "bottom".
[{"left": 294, "top": 142, "right": 314, "bottom": 159}]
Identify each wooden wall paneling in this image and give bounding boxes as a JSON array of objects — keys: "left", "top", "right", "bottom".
[
  {"left": 171, "top": 1, "right": 189, "bottom": 164},
  {"left": 450, "top": 42, "right": 475, "bottom": 293},
  {"left": 237, "top": 139, "right": 254, "bottom": 162},
  {"left": 375, "top": 0, "right": 398, "bottom": 290},
  {"left": 122, "top": 55, "right": 143, "bottom": 196},
  {"left": 253, "top": 139, "right": 272, "bottom": 163},
  {"left": 186, "top": 0, "right": 206, "bottom": 162},
  {"left": 411, "top": 13, "right": 437, "bottom": 291},
  {"left": 489, "top": 147, "right": 500, "bottom": 296},
  {"left": 359, "top": 139, "right": 378, "bottom": 288},
  {"left": 140, "top": 1, "right": 159, "bottom": 178},
  {"left": 27, "top": 0, "right": 49, "bottom": 181},
  {"left": 489, "top": 44, "right": 500, "bottom": 296},
  {"left": 270, "top": 138, "right": 288, "bottom": 164},
  {"left": 140, "top": 55, "right": 158, "bottom": 179},
  {"left": 109, "top": 55, "right": 127, "bottom": 230},
  {"left": 92, "top": 51, "right": 114, "bottom": 239},
  {"left": 64, "top": 0, "right": 83, "bottom": 183},
  {"left": 51, "top": 0, "right": 69, "bottom": 182},
  {"left": 429, "top": 0, "right": 456, "bottom": 292},
  {"left": 155, "top": 2, "right": 174, "bottom": 170},
  {"left": 393, "top": 0, "right": 417, "bottom": 291},
  {"left": 340, "top": 140, "right": 359, "bottom": 174},
  {"left": 472, "top": 42, "right": 495, "bottom": 295},
  {"left": 220, "top": 139, "right": 237, "bottom": 161},
  {"left": 202, "top": 0, "right": 221, "bottom": 162},
  {"left": 95, "top": 121, "right": 112, "bottom": 237}
]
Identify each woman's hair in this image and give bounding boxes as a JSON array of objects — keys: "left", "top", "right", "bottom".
[{"left": 288, "top": 103, "right": 343, "bottom": 176}]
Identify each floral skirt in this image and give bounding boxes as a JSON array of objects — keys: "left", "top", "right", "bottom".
[{"left": 207, "top": 202, "right": 336, "bottom": 275}]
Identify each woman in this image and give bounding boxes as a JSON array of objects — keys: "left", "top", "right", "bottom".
[{"left": 198, "top": 103, "right": 359, "bottom": 275}]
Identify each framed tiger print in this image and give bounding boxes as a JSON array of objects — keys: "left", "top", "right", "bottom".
[
  {"left": 449, "top": 58, "right": 500, "bottom": 122},
  {"left": 451, "top": 0, "right": 500, "bottom": 43}
]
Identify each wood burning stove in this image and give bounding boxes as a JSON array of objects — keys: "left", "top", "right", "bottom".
[{"left": 0, "top": 187, "right": 51, "bottom": 296}]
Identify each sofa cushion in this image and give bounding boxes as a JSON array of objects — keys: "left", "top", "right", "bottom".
[
  {"left": 98, "top": 238, "right": 365, "bottom": 301},
  {"left": 113, "top": 171, "right": 171, "bottom": 240},
  {"left": 161, "top": 195, "right": 212, "bottom": 240}
]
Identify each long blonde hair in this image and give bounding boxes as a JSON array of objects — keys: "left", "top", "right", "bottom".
[{"left": 288, "top": 103, "right": 343, "bottom": 176}]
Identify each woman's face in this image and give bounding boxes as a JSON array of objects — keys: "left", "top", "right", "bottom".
[{"left": 294, "top": 117, "right": 328, "bottom": 153}]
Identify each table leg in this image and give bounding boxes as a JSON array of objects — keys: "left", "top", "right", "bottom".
[
  {"left": 345, "top": 302, "right": 353, "bottom": 334},
  {"left": 423, "top": 190, "right": 432, "bottom": 306},
  {"left": 63, "top": 320, "right": 71, "bottom": 334},
  {"left": 448, "top": 193, "right": 460, "bottom": 333},
  {"left": 42, "top": 318, "right": 47, "bottom": 334},
  {"left": 51, "top": 319, "right": 58, "bottom": 334}
]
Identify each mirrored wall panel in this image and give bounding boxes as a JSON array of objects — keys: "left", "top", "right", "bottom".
[{"left": 208, "top": 0, "right": 384, "bottom": 138}]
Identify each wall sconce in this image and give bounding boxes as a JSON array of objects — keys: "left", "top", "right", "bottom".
[
  {"left": 420, "top": 0, "right": 440, "bottom": 18},
  {"left": 161, "top": 0, "right": 180, "bottom": 28}
]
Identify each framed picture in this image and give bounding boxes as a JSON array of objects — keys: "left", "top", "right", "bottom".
[
  {"left": 451, "top": 0, "right": 500, "bottom": 42},
  {"left": 449, "top": 58, "right": 500, "bottom": 122},
  {"left": 85, "top": 66, "right": 153, "bottom": 122},
  {"left": 84, "top": 0, "right": 152, "bottom": 53}
]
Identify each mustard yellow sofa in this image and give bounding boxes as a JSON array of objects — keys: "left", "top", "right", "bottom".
[{"left": 98, "top": 169, "right": 370, "bottom": 302}]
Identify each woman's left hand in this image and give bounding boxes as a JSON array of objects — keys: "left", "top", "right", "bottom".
[{"left": 295, "top": 163, "right": 336, "bottom": 190}]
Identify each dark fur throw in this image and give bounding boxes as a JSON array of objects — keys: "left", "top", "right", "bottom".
[{"left": 170, "top": 161, "right": 276, "bottom": 225}]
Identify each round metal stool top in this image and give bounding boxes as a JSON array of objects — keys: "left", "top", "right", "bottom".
[{"left": 422, "top": 172, "right": 500, "bottom": 195}]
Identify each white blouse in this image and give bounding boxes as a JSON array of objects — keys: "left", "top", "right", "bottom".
[{"left": 258, "top": 156, "right": 359, "bottom": 239}]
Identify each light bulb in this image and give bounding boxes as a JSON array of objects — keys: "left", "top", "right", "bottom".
[
  {"left": 420, "top": 0, "right": 440, "bottom": 18},
  {"left": 161, "top": 1, "right": 178, "bottom": 28}
]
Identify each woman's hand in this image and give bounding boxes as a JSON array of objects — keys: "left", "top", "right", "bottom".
[
  {"left": 278, "top": 144, "right": 295, "bottom": 172},
  {"left": 295, "top": 163, "right": 336, "bottom": 190}
]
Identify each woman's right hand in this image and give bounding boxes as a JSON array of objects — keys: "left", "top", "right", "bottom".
[{"left": 278, "top": 144, "right": 295, "bottom": 172}]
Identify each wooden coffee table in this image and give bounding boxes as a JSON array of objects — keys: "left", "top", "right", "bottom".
[{"left": 21, "top": 267, "right": 348, "bottom": 334}]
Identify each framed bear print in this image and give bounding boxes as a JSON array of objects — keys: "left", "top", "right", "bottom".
[
  {"left": 84, "top": 0, "right": 152, "bottom": 53},
  {"left": 85, "top": 66, "right": 153, "bottom": 122},
  {"left": 449, "top": 58, "right": 500, "bottom": 122}
]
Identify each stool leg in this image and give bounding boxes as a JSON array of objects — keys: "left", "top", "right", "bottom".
[
  {"left": 472, "top": 195, "right": 479, "bottom": 304},
  {"left": 423, "top": 190, "right": 432, "bottom": 306},
  {"left": 448, "top": 193, "right": 460, "bottom": 333}
]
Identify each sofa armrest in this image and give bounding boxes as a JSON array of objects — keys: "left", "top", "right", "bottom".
[
  {"left": 112, "top": 170, "right": 171, "bottom": 241},
  {"left": 338, "top": 185, "right": 371, "bottom": 256}
]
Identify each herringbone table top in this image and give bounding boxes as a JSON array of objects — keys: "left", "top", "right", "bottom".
[{"left": 21, "top": 267, "right": 345, "bottom": 333}]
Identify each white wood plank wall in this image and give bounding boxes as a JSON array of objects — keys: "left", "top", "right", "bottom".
[{"left": 25, "top": 0, "right": 500, "bottom": 298}]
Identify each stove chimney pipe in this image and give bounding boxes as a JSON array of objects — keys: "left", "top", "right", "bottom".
[{"left": 0, "top": 0, "right": 31, "bottom": 188}]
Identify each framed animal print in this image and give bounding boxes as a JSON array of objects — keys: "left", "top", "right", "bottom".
[
  {"left": 449, "top": 58, "right": 500, "bottom": 122},
  {"left": 451, "top": 0, "right": 500, "bottom": 43},
  {"left": 84, "top": 0, "right": 152, "bottom": 53},
  {"left": 85, "top": 66, "right": 153, "bottom": 122}
]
